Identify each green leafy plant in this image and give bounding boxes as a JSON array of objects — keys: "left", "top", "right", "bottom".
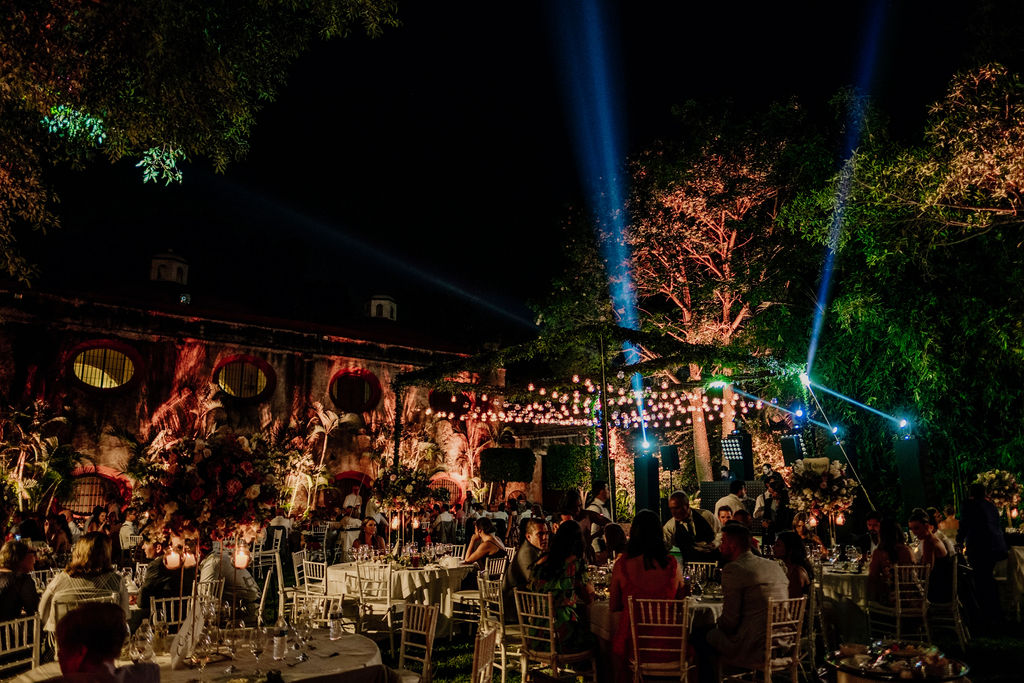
[{"left": 543, "top": 444, "right": 593, "bottom": 491}]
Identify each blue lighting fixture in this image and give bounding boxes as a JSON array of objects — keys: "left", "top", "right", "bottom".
[
  {"left": 831, "top": 426, "right": 839, "bottom": 434},
  {"left": 799, "top": 372, "right": 811, "bottom": 388},
  {"left": 898, "top": 418, "right": 908, "bottom": 429},
  {"left": 794, "top": 408, "right": 804, "bottom": 418}
]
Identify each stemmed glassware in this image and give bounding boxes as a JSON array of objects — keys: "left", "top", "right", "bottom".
[
  {"left": 248, "top": 628, "right": 267, "bottom": 674},
  {"left": 193, "top": 633, "right": 212, "bottom": 682}
]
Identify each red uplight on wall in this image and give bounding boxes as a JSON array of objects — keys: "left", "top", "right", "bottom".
[{"left": 329, "top": 368, "right": 382, "bottom": 413}]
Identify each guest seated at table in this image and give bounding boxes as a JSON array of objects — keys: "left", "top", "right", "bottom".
[
  {"left": 16, "top": 513, "right": 45, "bottom": 543},
  {"left": 867, "top": 518, "right": 914, "bottom": 606},
  {"left": 937, "top": 504, "right": 958, "bottom": 541},
  {"left": 200, "top": 543, "right": 260, "bottom": 624},
  {"left": 45, "top": 514, "right": 72, "bottom": 556},
  {"left": 39, "top": 532, "right": 130, "bottom": 633},
  {"left": 595, "top": 523, "right": 627, "bottom": 564},
  {"left": 729, "top": 509, "right": 761, "bottom": 555},
  {"left": 0, "top": 540, "right": 39, "bottom": 619},
  {"left": 138, "top": 540, "right": 197, "bottom": 622},
  {"left": 54, "top": 602, "right": 159, "bottom": 683},
  {"left": 463, "top": 517, "right": 506, "bottom": 567},
  {"left": 528, "top": 519, "right": 595, "bottom": 653},
  {"left": 503, "top": 518, "right": 549, "bottom": 618},
  {"left": 854, "top": 509, "right": 882, "bottom": 558},
  {"left": 663, "top": 491, "right": 720, "bottom": 563},
  {"left": 909, "top": 510, "right": 954, "bottom": 602},
  {"left": 773, "top": 530, "right": 812, "bottom": 599},
  {"left": 609, "top": 510, "right": 684, "bottom": 683},
  {"left": 697, "top": 524, "right": 788, "bottom": 683},
  {"left": 793, "top": 512, "right": 827, "bottom": 558},
  {"left": 85, "top": 506, "right": 108, "bottom": 535},
  {"left": 352, "top": 518, "right": 387, "bottom": 552}
]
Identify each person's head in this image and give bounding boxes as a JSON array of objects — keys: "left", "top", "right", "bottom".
[
  {"left": 943, "top": 504, "right": 955, "bottom": 518},
  {"left": 908, "top": 511, "right": 932, "bottom": 541},
  {"left": 762, "top": 464, "right": 772, "bottom": 475},
  {"left": 793, "top": 511, "right": 809, "bottom": 533},
  {"left": 454, "top": 503, "right": 461, "bottom": 513},
  {"left": 352, "top": 484, "right": 360, "bottom": 494},
  {"left": 626, "top": 510, "right": 670, "bottom": 569},
  {"left": 343, "top": 505, "right": 354, "bottom": 518},
  {"left": 56, "top": 603, "right": 129, "bottom": 675},
  {"left": 442, "top": 503, "right": 450, "bottom": 513},
  {"left": 773, "top": 530, "right": 812, "bottom": 572},
  {"left": 719, "top": 466, "right": 730, "bottom": 478},
  {"left": 667, "top": 492, "right": 692, "bottom": 522},
  {"left": 474, "top": 517, "right": 494, "bottom": 537},
  {"left": 66, "top": 532, "right": 113, "bottom": 577},
  {"left": 498, "top": 502, "right": 506, "bottom": 512},
  {"left": 547, "top": 520, "right": 584, "bottom": 564},
  {"left": 865, "top": 510, "right": 882, "bottom": 536},
  {"left": 878, "top": 518, "right": 906, "bottom": 552},
  {"left": 0, "top": 540, "right": 36, "bottom": 573},
  {"left": 925, "top": 507, "right": 941, "bottom": 530},
  {"left": 62, "top": 509, "right": 76, "bottom": 525},
  {"left": 592, "top": 481, "right": 609, "bottom": 501},
  {"left": 361, "top": 517, "right": 378, "bottom": 537},
  {"left": 719, "top": 523, "right": 752, "bottom": 562},
  {"left": 731, "top": 508, "right": 752, "bottom": 529},
  {"left": 524, "top": 518, "right": 550, "bottom": 551},
  {"left": 603, "top": 523, "right": 627, "bottom": 555},
  {"left": 729, "top": 480, "right": 746, "bottom": 497},
  {"left": 718, "top": 506, "right": 733, "bottom": 525},
  {"left": 969, "top": 482, "right": 987, "bottom": 500}
]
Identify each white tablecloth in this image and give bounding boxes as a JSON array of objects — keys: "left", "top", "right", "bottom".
[
  {"left": 821, "top": 569, "right": 870, "bottom": 642},
  {"left": 589, "top": 596, "right": 722, "bottom": 641},
  {"left": 326, "top": 562, "right": 473, "bottom": 617},
  {"left": 12, "top": 632, "right": 380, "bottom": 683}
]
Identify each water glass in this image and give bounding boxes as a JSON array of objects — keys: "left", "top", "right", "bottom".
[{"left": 329, "top": 612, "right": 345, "bottom": 641}]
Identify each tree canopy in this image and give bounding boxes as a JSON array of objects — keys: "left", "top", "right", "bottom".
[{"left": 0, "top": 0, "right": 399, "bottom": 281}]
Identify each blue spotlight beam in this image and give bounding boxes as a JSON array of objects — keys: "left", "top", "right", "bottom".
[
  {"left": 805, "top": 0, "right": 887, "bottom": 373},
  {"left": 730, "top": 388, "right": 831, "bottom": 431},
  {"left": 808, "top": 381, "right": 901, "bottom": 425},
  {"left": 805, "top": 385, "right": 876, "bottom": 510}
]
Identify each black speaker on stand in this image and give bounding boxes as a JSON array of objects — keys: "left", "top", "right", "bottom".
[
  {"left": 722, "top": 429, "right": 754, "bottom": 481},
  {"left": 780, "top": 429, "right": 811, "bottom": 465},
  {"left": 660, "top": 445, "right": 680, "bottom": 471},
  {"left": 634, "top": 455, "right": 662, "bottom": 519}
]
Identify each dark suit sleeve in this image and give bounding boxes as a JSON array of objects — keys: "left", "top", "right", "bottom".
[
  {"left": 18, "top": 575, "right": 39, "bottom": 615},
  {"left": 717, "top": 563, "right": 742, "bottom": 635}
]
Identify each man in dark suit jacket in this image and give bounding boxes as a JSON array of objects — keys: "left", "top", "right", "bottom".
[
  {"left": 663, "top": 491, "right": 720, "bottom": 562},
  {"left": 502, "top": 518, "right": 549, "bottom": 620},
  {"left": 958, "top": 482, "right": 1009, "bottom": 623},
  {"left": 705, "top": 524, "right": 789, "bottom": 674}
]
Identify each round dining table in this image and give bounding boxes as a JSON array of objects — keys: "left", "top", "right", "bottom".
[
  {"left": 820, "top": 567, "right": 871, "bottom": 642},
  {"left": 589, "top": 595, "right": 723, "bottom": 641},
  {"left": 11, "top": 631, "right": 380, "bottom": 683}
]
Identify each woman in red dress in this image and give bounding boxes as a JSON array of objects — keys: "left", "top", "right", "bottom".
[{"left": 609, "top": 509, "right": 685, "bottom": 683}]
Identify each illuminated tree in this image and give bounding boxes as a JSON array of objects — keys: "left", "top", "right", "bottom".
[
  {"left": 620, "top": 103, "right": 819, "bottom": 480},
  {"left": 0, "top": 0, "right": 399, "bottom": 281}
]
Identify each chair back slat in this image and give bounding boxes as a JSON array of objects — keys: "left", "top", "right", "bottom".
[
  {"left": 764, "top": 596, "right": 806, "bottom": 673},
  {"left": 399, "top": 603, "right": 439, "bottom": 682},
  {"left": 484, "top": 556, "right": 508, "bottom": 580},
  {"left": 292, "top": 550, "right": 307, "bottom": 585},
  {"left": 151, "top": 595, "right": 195, "bottom": 633},
  {"left": 53, "top": 589, "right": 119, "bottom": 624},
  {"left": 198, "top": 578, "right": 225, "bottom": 602},
  {"left": 0, "top": 615, "right": 41, "bottom": 675},
  {"left": 627, "top": 597, "right": 690, "bottom": 674},
  {"left": 477, "top": 576, "right": 504, "bottom": 627},
  {"left": 513, "top": 589, "right": 557, "bottom": 655},
  {"left": 894, "top": 564, "right": 930, "bottom": 613},
  {"left": 303, "top": 559, "right": 327, "bottom": 593},
  {"left": 472, "top": 627, "right": 499, "bottom": 683},
  {"left": 356, "top": 563, "right": 393, "bottom": 604},
  {"left": 682, "top": 561, "right": 718, "bottom": 584}
]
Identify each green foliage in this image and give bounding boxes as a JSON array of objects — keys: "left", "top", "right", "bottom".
[
  {"left": 0, "top": 0, "right": 399, "bottom": 279},
  {"left": 543, "top": 444, "right": 593, "bottom": 491},
  {"left": 478, "top": 448, "right": 536, "bottom": 484}
]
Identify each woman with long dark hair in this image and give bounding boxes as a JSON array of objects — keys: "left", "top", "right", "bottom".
[
  {"left": 608, "top": 510, "right": 684, "bottom": 682},
  {"left": 528, "top": 520, "right": 594, "bottom": 652},
  {"left": 352, "top": 518, "right": 386, "bottom": 552},
  {"left": 773, "top": 530, "right": 813, "bottom": 599},
  {"left": 867, "top": 519, "right": 913, "bottom": 605}
]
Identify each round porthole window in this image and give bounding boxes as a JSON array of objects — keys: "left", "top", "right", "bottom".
[
  {"left": 69, "top": 342, "right": 139, "bottom": 390},
  {"left": 329, "top": 368, "right": 382, "bottom": 413},
  {"left": 213, "top": 356, "right": 276, "bottom": 401}
]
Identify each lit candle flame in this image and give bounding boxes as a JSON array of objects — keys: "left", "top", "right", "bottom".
[
  {"left": 233, "top": 546, "right": 251, "bottom": 569},
  {"left": 391, "top": 517, "right": 400, "bottom": 530},
  {"left": 835, "top": 512, "right": 846, "bottom": 525},
  {"left": 164, "top": 550, "right": 181, "bottom": 570}
]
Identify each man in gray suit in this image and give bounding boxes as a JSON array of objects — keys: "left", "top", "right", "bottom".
[
  {"left": 502, "top": 518, "right": 549, "bottom": 620},
  {"left": 705, "top": 523, "right": 789, "bottom": 675}
]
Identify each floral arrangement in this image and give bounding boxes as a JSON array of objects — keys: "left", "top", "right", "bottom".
[
  {"left": 371, "top": 465, "right": 446, "bottom": 511},
  {"left": 785, "top": 457, "right": 858, "bottom": 517},
  {"left": 126, "top": 428, "right": 289, "bottom": 541},
  {"left": 974, "top": 469, "right": 1022, "bottom": 509}
]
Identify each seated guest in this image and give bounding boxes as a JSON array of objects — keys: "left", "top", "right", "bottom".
[
  {"left": 464, "top": 517, "right": 506, "bottom": 567},
  {"left": 0, "top": 540, "right": 39, "bottom": 619},
  {"left": 352, "top": 518, "right": 386, "bottom": 552},
  {"left": 772, "top": 531, "right": 812, "bottom": 599},
  {"left": 596, "top": 523, "right": 627, "bottom": 564},
  {"left": 431, "top": 504, "right": 456, "bottom": 543},
  {"left": 117, "top": 508, "right": 139, "bottom": 556},
  {"left": 909, "top": 510, "right": 953, "bottom": 602},
  {"left": 609, "top": 510, "right": 684, "bottom": 683},
  {"left": 85, "top": 506, "right": 108, "bottom": 535},
  {"left": 39, "top": 532, "right": 130, "bottom": 633},
  {"left": 45, "top": 515, "right": 72, "bottom": 556},
  {"left": 529, "top": 520, "right": 594, "bottom": 652},
  {"left": 855, "top": 510, "right": 882, "bottom": 558},
  {"left": 937, "top": 504, "right": 958, "bottom": 541},
  {"left": 702, "top": 524, "right": 788, "bottom": 678},
  {"left": 729, "top": 509, "right": 761, "bottom": 555},
  {"left": 867, "top": 519, "right": 914, "bottom": 605},
  {"left": 663, "top": 491, "right": 720, "bottom": 562},
  {"left": 16, "top": 513, "right": 45, "bottom": 543},
  {"left": 793, "top": 512, "right": 827, "bottom": 557},
  {"left": 138, "top": 543, "right": 197, "bottom": 622},
  {"left": 200, "top": 545, "right": 259, "bottom": 624},
  {"left": 55, "top": 603, "right": 159, "bottom": 682},
  {"left": 503, "top": 518, "right": 549, "bottom": 618},
  {"left": 717, "top": 506, "right": 733, "bottom": 527}
]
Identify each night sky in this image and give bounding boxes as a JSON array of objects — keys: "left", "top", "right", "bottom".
[{"left": 31, "top": 1, "right": 996, "bottom": 347}]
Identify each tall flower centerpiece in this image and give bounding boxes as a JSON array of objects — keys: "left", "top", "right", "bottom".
[
  {"left": 785, "top": 457, "right": 858, "bottom": 544},
  {"left": 371, "top": 465, "right": 446, "bottom": 549},
  {"left": 974, "top": 469, "right": 1022, "bottom": 524}
]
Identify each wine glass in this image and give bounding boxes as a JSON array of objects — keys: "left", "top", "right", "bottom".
[
  {"left": 193, "top": 633, "right": 212, "bottom": 683},
  {"left": 248, "top": 628, "right": 266, "bottom": 674}
]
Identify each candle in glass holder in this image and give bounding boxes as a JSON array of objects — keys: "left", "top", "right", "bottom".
[
  {"left": 164, "top": 550, "right": 181, "bottom": 570},
  {"left": 183, "top": 552, "right": 197, "bottom": 568},
  {"left": 412, "top": 517, "right": 420, "bottom": 530},
  {"left": 390, "top": 517, "right": 400, "bottom": 530},
  {"left": 835, "top": 512, "right": 846, "bottom": 526},
  {"left": 233, "top": 546, "right": 251, "bottom": 569},
  {"left": 808, "top": 514, "right": 819, "bottom": 528}
]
